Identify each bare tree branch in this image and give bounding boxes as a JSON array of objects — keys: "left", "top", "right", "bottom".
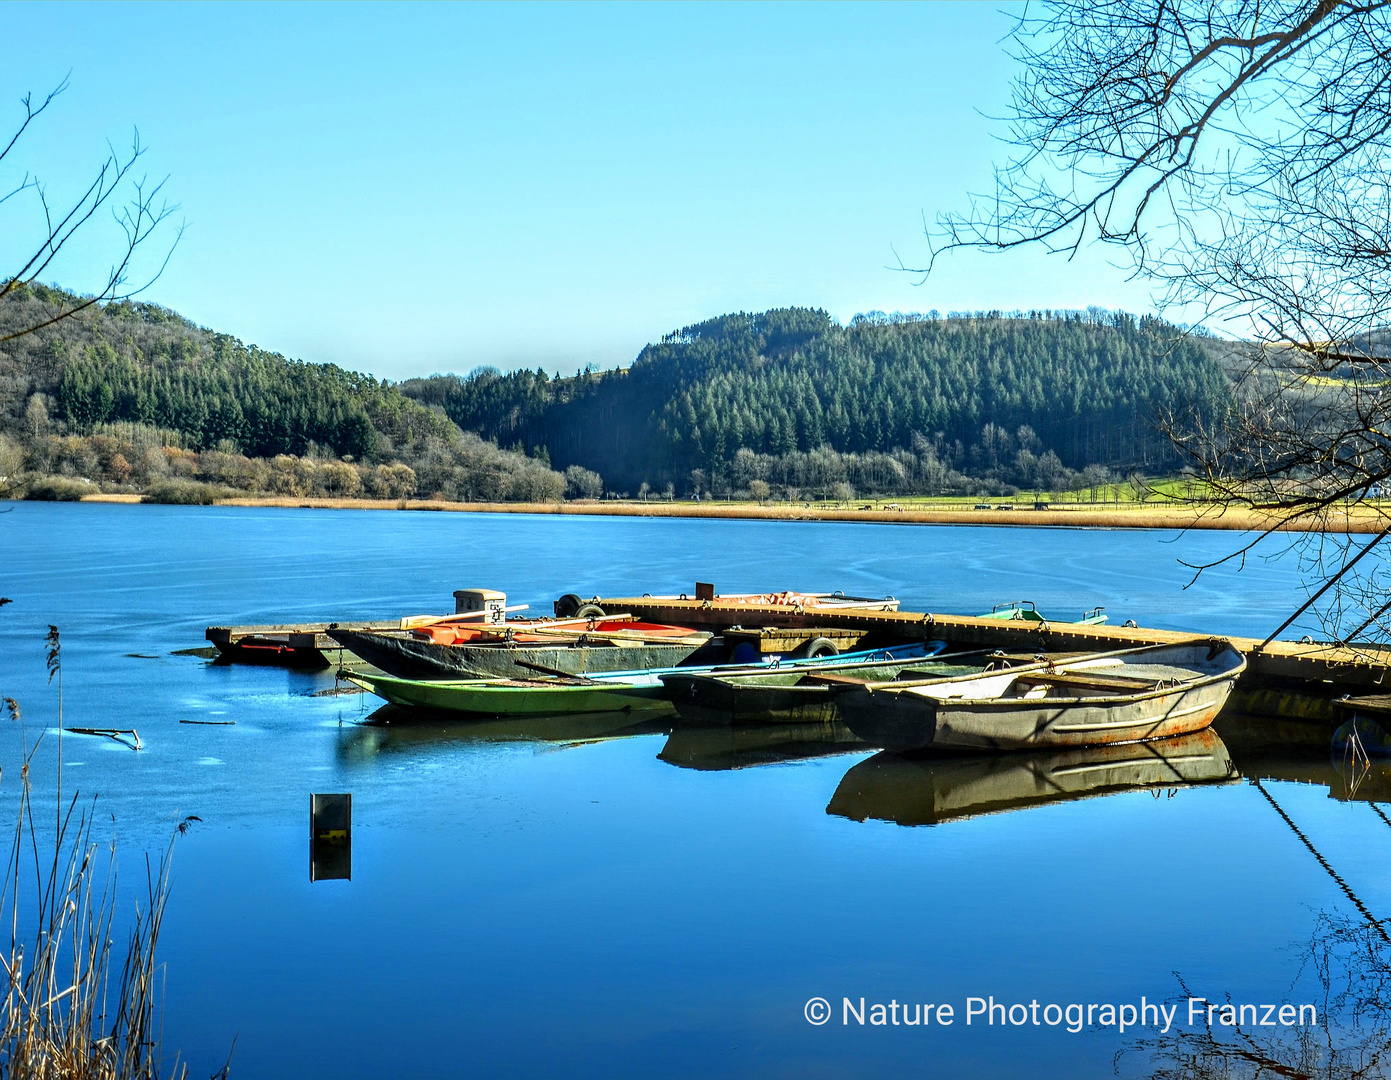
[
  {"left": 931, "top": 0, "right": 1391, "bottom": 645},
  {"left": 0, "top": 81, "right": 182, "bottom": 342}
]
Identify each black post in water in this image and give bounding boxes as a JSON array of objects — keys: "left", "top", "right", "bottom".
[{"left": 310, "top": 793, "right": 352, "bottom": 882}]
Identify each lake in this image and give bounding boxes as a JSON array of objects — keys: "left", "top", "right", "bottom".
[{"left": 1, "top": 502, "right": 1388, "bottom": 1078}]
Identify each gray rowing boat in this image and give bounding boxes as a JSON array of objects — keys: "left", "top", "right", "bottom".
[
  {"left": 836, "top": 639, "right": 1245, "bottom": 751},
  {"left": 661, "top": 651, "right": 987, "bottom": 726},
  {"left": 328, "top": 627, "right": 710, "bottom": 680}
]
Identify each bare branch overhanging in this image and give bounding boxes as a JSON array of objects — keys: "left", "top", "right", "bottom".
[
  {"left": 928, "top": 0, "right": 1391, "bottom": 644},
  {"left": 0, "top": 81, "right": 181, "bottom": 344}
]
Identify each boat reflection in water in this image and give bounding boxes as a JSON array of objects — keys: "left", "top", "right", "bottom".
[
  {"left": 828, "top": 728, "right": 1238, "bottom": 826},
  {"left": 337, "top": 704, "right": 669, "bottom": 763},
  {"left": 658, "top": 720, "right": 867, "bottom": 772}
]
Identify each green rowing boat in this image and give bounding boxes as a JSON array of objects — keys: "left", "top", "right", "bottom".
[
  {"left": 980, "top": 601, "right": 1107, "bottom": 625},
  {"left": 347, "top": 671, "right": 672, "bottom": 716}
]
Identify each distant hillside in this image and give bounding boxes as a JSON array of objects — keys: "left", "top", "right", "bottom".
[
  {"left": 0, "top": 291, "right": 1234, "bottom": 504},
  {"left": 0, "top": 283, "right": 454, "bottom": 459},
  {"left": 400, "top": 307, "right": 1232, "bottom": 493},
  {"left": 0, "top": 285, "right": 566, "bottom": 503}
]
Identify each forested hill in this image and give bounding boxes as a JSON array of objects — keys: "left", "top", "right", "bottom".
[
  {"left": 0, "top": 283, "right": 455, "bottom": 459},
  {"left": 0, "top": 284, "right": 569, "bottom": 505},
  {"left": 0, "top": 290, "right": 1233, "bottom": 503},
  {"left": 400, "top": 307, "right": 1231, "bottom": 493}
]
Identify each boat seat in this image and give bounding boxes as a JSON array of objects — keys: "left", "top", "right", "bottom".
[
  {"left": 799, "top": 672, "right": 875, "bottom": 687},
  {"left": 1017, "top": 670, "right": 1168, "bottom": 693}
]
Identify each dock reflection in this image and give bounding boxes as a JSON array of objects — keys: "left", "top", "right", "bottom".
[
  {"left": 337, "top": 705, "right": 669, "bottom": 762},
  {"left": 1215, "top": 712, "right": 1391, "bottom": 802},
  {"left": 828, "top": 728, "right": 1238, "bottom": 826},
  {"left": 658, "top": 720, "right": 867, "bottom": 771}
]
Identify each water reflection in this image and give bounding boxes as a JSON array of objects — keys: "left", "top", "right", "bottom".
[
  {"left": 336, "top": 705, "right": 669, "bottom": 764},
  {"left": 1216, "top": 713, "right": 1391, "bottom": 803},
  {"left": 1099, "top": 715, "right": 1391, "bottom": 1077},
  {"left": 828, "top": 729, "right": 1238, "bottom": 826},
  {"left": 1113, "top": 909, "right": 1391, "bottom": 1080},
  {"left": 657, "top": 720, "right": 866, "bottom": 771},
  {"left": 337, "top": 702, "right": 1391, "bottom": 825},
  {"left": 1117, "top": 793, "right": 1391, "bottom": 1080}
]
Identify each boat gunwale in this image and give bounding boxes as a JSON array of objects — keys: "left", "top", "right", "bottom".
[
  {"left": 890, "top": 664, "right": 1245, "bottom": 713},
  {"left": 656, "top": 647, "right": 991, "bottom": 692},
  {"left": 856, "top": 638, "right": 1244, "bottom": 699},
  {"left": 348, "top": 673, "right": 649, "bottom": 694},
  {"left": 344, "top": 672, "right": 674, "bottom": 717}
]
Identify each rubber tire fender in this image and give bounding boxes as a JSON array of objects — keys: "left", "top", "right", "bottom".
[
  {"left": 799, "top": 636, "right": 839, "bottom": 659},
  {"left": 555, "top": 593, "right": 585, "bottom": 618}
]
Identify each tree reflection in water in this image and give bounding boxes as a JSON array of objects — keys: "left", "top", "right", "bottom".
[
  {"left": 1116, "top": 909, "right": 1391, "bottom": 1080},
  {"left": 1121, "top": 779, "right": 1391, "bottom": 1080},
  {"left": 824, "top": 713, "right": 1391, "bottom": 1077}
]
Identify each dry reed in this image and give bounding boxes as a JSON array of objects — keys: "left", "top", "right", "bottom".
[{"left": 0, "top": 628, "right": 219, "bottom": 1080}]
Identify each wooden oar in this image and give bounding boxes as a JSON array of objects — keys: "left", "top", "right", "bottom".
[
  {"left": 799, "top": 672, "right": 876, "bottom": 687},
  {"left": 399, "top": 604, "right": 531, "bottom": 630},
  {"left": 517, "top": 620, "right": 656, "bottom": 637},
  {"left": 537, "top": 613, "right": 636, "bottom": 629},
  {"left": 524, "top": 626, "right": 708, "bottom": 646},
  {"left": 403, "top": 611, "right": 639, "bottom": 633},
  {"left": 512, "top": 659, "right": 606, "bottom": 684},
  {"left": 517, "top": 616, "right": 638, "bottom": 638}
]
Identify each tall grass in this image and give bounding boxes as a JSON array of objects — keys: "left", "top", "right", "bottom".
[{"left": 0, "top": 629, "right": 216, "bottom": 1079}]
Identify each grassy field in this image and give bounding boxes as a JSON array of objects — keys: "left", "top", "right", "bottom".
[{"left": 73, "top": 490, "right": 1391, "bottom": 532}]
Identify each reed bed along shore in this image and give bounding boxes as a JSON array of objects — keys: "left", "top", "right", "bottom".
[
  {"left": 70, "top": 492, "right": 1391, "bottom": 533},
  {"left": 0, "top": 624, "right": 217, "bottom": 1080}
]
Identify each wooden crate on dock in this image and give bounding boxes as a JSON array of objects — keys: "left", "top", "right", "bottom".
[{"left": 723, "top": 626, "right": 869, "bottom": 657}]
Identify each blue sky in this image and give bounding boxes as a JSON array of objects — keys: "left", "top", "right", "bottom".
[{"left": 1, "top": 2, "right": 1159, "bottom": 381}]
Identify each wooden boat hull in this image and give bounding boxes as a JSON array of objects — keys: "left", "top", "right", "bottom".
[
  {"left": 348, "top": 672, "right": 672, "bottom": 717},
  {"left": 837, "top": 640, "right": 1245, "bottom": 751},
  {"left": 667, "top": 684, "right": 849, "bottom": 728},
  {"left": 827, "top": 728, "right": 1237, "bottom": 825},
  {"left": 329, "top": 628, "right": 705, "bottom": 680},
  {"left": 661, "top": 657, "right": 984, "bottom": 726}
]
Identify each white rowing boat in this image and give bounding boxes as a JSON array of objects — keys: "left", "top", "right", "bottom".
[{"left": 836, "top": 639, "right": 1245, "bottom": 751}]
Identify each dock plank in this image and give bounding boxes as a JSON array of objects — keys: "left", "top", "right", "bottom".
[
  {"left": 204, "top": 598, "right": 1391, "bottom": 689},
  {"left": 595, "top": 597, "right": 1391, "bottom": 689},
  {"left": 207, "top": 621, "right": 400, "bottom": 647}
]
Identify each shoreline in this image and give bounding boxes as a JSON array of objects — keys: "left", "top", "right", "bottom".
[{"left": 69, "top": 492, "right": 1388, "bottom": 533}]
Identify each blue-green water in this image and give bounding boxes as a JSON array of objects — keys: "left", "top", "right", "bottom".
[{"left": 1, "top": 503, "right": 1388, "bottom": 1078}]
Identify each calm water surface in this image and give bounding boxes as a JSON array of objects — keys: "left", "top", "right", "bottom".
[{"left": 1, "top": 503, "right": 1388, "bottom": 1078}]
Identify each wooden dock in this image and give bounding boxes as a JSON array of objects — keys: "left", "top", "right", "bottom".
[
  {"left": 205, "top": 621, "right": 399, "bottom": 663},
  {"left": 202, "top": 596, "right": 1391, "bottom": 706},
  {"left": 593, "top": 596, "right": 1391, "bottom": 691}
]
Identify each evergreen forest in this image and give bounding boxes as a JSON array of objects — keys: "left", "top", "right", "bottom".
[
  {"left": 0, "top": 287, "right": 1232, "bottom": 504},
  {"left": 400, "top": 307, "right": 1231, "bottom": 496}
]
